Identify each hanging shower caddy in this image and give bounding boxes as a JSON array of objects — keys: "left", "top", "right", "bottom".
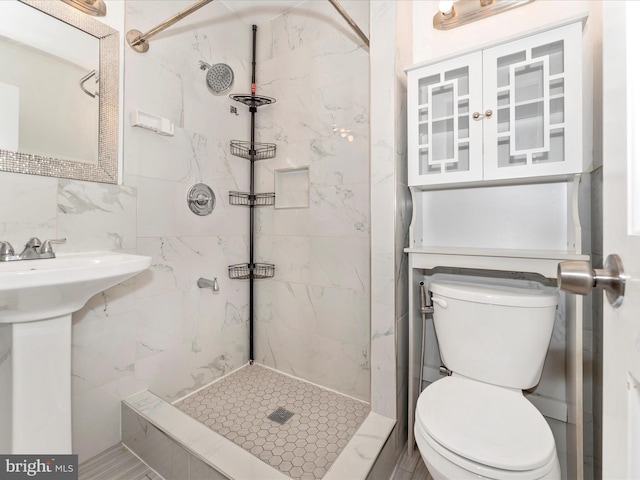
[{"left": 228, "top": 25, "right": 275, "bottom": 361}]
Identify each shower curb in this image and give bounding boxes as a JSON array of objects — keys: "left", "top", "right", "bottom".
[{"left": 122, "top": 389, "right": 395, "bottom": 480}]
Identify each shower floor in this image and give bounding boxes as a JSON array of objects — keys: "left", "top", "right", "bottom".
[{"left": 175, "top": 364, "right": 370, "bottom": 480}]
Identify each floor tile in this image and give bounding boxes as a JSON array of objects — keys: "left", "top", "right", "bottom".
[{"left": 175, "top": 364, "right": 370, "bottom": 480}]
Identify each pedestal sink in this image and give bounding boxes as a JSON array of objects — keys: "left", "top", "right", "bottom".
[{"left": 0, "top": 251, "right": 151, "bottom": 454}]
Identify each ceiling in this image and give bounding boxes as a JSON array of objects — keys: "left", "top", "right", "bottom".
[{"left": 218, "top": 0, "right": 307, "bottom": 25}]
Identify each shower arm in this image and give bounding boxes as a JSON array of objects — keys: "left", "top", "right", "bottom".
[{"left": 126, "top": 0, "right": 369, "bottom": 53}]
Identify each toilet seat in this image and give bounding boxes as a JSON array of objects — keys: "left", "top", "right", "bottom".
[
  {"left": 415, "top": 421, "right": 558, "bottom": 480},
  {"left": 415, "top": 376, "right": 556, "bottom": 477}
]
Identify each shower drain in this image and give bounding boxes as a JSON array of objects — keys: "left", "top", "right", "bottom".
[{"left": 267, "top": 407, "right": 294, "bottom": 425}]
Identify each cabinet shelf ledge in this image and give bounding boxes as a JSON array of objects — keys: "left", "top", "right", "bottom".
[{"left": 405, "top": 246, "right": 588, "bottom": 261}]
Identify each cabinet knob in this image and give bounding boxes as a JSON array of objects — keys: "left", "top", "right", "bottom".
[{"left": 472, "top": 110, "right": 493, "bottom": 120}]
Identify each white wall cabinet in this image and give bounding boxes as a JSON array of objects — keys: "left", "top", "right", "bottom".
[{"left": 407, "top": 21, "right": 583, "bottom": 188}]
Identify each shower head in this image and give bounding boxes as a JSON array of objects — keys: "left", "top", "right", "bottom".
[{"left": 199, "top": 62, "right": 234, "bottom": 95}]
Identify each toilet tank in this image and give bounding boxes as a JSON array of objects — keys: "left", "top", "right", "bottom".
[{"left": 429, "top": 280, "right": 558, "bottom": 390}]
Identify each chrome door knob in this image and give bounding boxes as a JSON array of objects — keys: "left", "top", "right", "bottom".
[{"left": 557, "top": 254, "right": 626, "bottom": 307}]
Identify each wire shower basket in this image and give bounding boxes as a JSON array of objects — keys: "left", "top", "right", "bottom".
[
  {"left": 228, "top": 263, "right": 275, "bottom": 280},
  {"left": 229, "top": 191, "right": 275, "bottom": 207},
  {"left": 230, "top": 140, "right": 276, "bottom": 161}
]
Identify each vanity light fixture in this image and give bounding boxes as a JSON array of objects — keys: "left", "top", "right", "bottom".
[
  {"left": 433, "top": 0, "right": 535, "bottom": 30},
  {"left": 60, "top": 0, "right": 106, "bottom": 17}
]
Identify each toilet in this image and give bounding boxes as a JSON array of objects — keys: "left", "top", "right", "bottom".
[{"left": 414, "top": 279, "right": 562, "bottom": 480}]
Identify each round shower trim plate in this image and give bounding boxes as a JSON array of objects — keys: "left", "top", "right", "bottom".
[{"left": 187, "top": 183, "right": 216, "bottom": 216}]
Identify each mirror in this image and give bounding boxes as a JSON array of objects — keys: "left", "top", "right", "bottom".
[{"left": 0, "top": 0, "right": 119, "bottom": 184}]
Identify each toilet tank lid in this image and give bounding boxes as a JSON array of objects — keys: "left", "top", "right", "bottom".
[{"left": 429, "top": 280, "right": 558, "bottom": 308}]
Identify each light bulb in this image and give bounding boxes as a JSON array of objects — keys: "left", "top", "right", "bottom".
[{"left": 438, "top": 0, "right": 454, "bottom": 15}]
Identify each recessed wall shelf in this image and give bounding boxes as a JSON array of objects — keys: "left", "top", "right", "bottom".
[
  {"left": 229, "top": 191, "right": 275, "bottom": 207},
  {"left": 230, "top": 140, "right": 276, "bottom": 161},
  {"left": 275, "top": 167, "right": 310, "bottom": 209},
  {"left": 228, "top": 263, "right": 275, "bottom": 280}
]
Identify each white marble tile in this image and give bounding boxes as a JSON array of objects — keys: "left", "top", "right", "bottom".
[
  {"left": 369, "top": 0, "right": 403, "bottom": 421},
  {"left": 255, "top": 320, "right": 369, "bottom": 401},
  {"left": 129, "top": 174, "right": 255, "bottom": 239},
  {"left": 72, "top": 311, "right": 136, "bottom": 395},
  {"left": 267, "top": 280, "right": 369, "bottom": 346},
  {"left": 135, "top": 322, "right": 248, "bottom": 402},
  {"left": 257, "top": 235, "right": 369, "bottom": 291},
  {"left": 134, "top": 235, "right": 248, "bottom": 299},
  {"left": 57, "top": 180, "right": 137, "bottom": 252},
  {"left": 72, "top": 384, "right": 123, "bottom": 463},
  {"left": 122, "top": 403, "right": 190, "bottom": 480},
  {"left": 78, "top": 275, "right": 139, "bottom": 320},
  {"left": 308, "top": 236, "right": 370, "bottom": 290},
  {"left": 124, "top": 50, "right": 185, "bottom": 127},
  {"left": 271, "top": 183, "right": 369, "bottom": 237},
  {"left": 126, "top": 1, "right": 250, "bottom": 81},
  {"left": 0, "top": 172, "right": 57, "bottom": 247},
  {"left": 264, "top": 2, "right": 368, "bottom": 69},
  {"left": 190, "top": 456, "right": 228, "bottom": 480},
  {"left": 310, "top": 135, "right": 369, "bottom": 185},
  {"left": 371, "top": 183, "right": 396, "bottom": 254},
  {"left": 324, "top": 411, "right": 395, "bottom": 480},
  {"left": 124, "top": 390, "right": 288, "bottom": 480},
  {"left": 315, "top": 77, "right": 370, "bottom": 136},
  {"left": 124, "top": 124, "right": 210, "bottom": 182},
  {"left": 136, "top": 291, "right": 188, "bottom": 360}
]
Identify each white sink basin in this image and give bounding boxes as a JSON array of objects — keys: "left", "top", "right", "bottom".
[
  {"left": 0, "top": 250, "right": 150, "bottom": 454},
  {"left": 0, "top": 251, "right": 151, "bottom": 323}
]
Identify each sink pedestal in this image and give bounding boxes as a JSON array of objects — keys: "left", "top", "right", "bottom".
[
  {"left": 0, "top": 315, "right": 72, "bottom": 454},
  {"left": 0, "top": 251, "right": 151, "bottom": 454}
]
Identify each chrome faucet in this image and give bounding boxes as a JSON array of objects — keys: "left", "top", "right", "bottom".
[
  {"left": 18, "top": 237, "right": 43, "bottom": 260},
  {"left": 0, "top": 237, "right": 66, "bottom": 262}
]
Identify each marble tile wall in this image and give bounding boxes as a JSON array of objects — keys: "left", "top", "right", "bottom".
[
  {"left": 251, "top": 1, "right": 371, "bottom": 401},
  {"left": 122, "top": 0, "right": 254, "bottom": 405},
  {"left": 369, "top": 0, "right": 412, "bottom": 437}
]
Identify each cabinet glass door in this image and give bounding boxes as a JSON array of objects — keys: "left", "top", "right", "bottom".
[
  {"left": 408, "top": 52, "right": 482, "bottom": 186},
  {"left": 483, "top": 22, "right": 582, "bottom": 180}
]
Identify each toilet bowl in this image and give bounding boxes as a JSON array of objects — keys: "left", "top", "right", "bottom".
[{"left": 414, "top": 280, "right": 561, "bottom": 480}]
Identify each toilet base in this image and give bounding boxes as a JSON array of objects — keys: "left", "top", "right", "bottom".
[{"left": 415, "top": 427, "right": 561, "bottom": 480}]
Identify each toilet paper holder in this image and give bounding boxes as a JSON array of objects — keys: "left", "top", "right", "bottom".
[{"left": 557, "top": 254, "right": 625, "bottom": 308}]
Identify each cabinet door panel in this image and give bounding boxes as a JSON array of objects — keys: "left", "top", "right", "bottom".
[
  {"left": 483, "top": 22, "right": 582, "bottom": 180},
  {"left": 407, "top": 52, "right": 483, "bottom": 186}
]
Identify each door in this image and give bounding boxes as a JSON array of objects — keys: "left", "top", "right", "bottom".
[
  {"left": 602, "top": 2, "right": 640, "bottom": 477},
  {"left": 482, "top": 22, "right": 583, "bottom": 181},
  {"left": 407, "top": 52, "right": 483, "bottom": 187}
]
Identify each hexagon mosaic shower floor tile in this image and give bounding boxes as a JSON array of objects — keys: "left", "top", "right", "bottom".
[{"left": 176, "top": 364, "right": 370, "bottom": 479}]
